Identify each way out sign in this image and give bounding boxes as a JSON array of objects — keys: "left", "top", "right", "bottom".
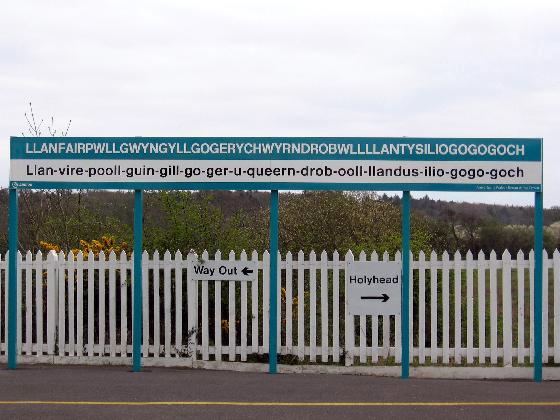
[
  {"left": 189, "top": 260, "right": 257, "bottom": 281},
  {"left": 346, "top": 261, "right": 402, "bottom": 316}
]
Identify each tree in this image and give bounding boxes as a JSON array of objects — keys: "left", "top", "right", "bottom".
[
  {"left": 16, "top": 102, "right": 102, "bottom": 252},
  {"left": 144, "top": 191, "right": 257, "bottom": 254},
  {"left": 21, "top": 102, "right": 71, "bottom": 137}
]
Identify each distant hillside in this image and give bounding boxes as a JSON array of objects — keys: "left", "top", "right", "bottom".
[
  {"left": 380, "top": 194, "right": 560, "bottom": 226},
  {"left": 0, "top": 189, "right": 558, "bottom": 254},
  {"left": 78, "top": 190, "right": 560, "bottom": 226}
]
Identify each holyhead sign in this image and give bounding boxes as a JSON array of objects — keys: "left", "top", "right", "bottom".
[
  {"left": 10, "top": 137, "right": 542, "bottom": 191},
  {"left": 346, "top": 260, "right": 402, "bottom": 316}
]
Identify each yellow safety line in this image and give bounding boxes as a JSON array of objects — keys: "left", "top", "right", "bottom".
[{"left": 0, "top": 401, "right": 559, "bottom": 407}]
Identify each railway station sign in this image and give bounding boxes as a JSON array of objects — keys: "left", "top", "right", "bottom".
[
  {"left": 346, "top": 261, "right": 402, "bottom": 316},
  {"left": 5, "top": 135, "right": 546, "bottom": 380},
  {"left": 10, "top": 137, "right": 542, "bottom": 191}
]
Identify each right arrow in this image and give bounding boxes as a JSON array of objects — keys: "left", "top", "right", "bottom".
[{"left": 361, "top": 293, "right": 389, "bottom": 303}]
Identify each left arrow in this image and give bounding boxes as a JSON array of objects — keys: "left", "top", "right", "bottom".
[{"left": 242, "top": 267, "right": 253, "bottom": 276}]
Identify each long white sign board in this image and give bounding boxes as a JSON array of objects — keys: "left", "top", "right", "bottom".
[
  {"left": 9, "top": 137, "right": 542, "bottom": 191},
  {"left": 190, "top": 260, "right": 257, "bottom": 281},
  {"left": 346, "top": 261, "right": 402, "bottom": 316}
]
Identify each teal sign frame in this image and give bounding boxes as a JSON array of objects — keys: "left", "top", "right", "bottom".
[
  {"left": 11, "top": 137, "right": 542, "bottom": 191},
  {"left": 7, "top": 137, "right": 544, "bottom": 381}
]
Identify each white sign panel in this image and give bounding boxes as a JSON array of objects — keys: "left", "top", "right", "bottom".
[
  {"left": 190, "top": 260, "right": 257, "bottom": 281},
  {"left": 346, "top": 261, "right": 401, "bottom": 316},
  {"left": 11, "top": 159, "right": 542, "bottom": 187},
  {"left": 9, "top": 137, "right": 543, "bottom": 192}
]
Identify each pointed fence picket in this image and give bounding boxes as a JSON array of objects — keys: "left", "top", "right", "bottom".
[
  {"left": 76, "top": 252, "right": 83, "bottom": 357},
  {"left": 46, "top": 251, "right": 57, "bottom": 355},
  {"left": 344, "top": 250, "right": 354, "bottom": 366},
  {"left": 186, "top": 251, "right": 197, "bottom": 361},
  {"left": 454, "top": 250, "right": 462, "bottom": 365},
  {"left": 200, "top": 250, "right": 209, "bottom": 361},
  {"left": 0, "top": 248, "right": 559, "bottom": 373},
  {"left": 262, "top": 251, "right": 270, "bottom": 356},
  {"left": 371, "top": 251, "right": 379, "bottom": 363},
  {"left": 309, "top": 250, "right": 317, "bottom": 363},
  {"left": 382, "top": 251, "right": 391, "bottom": 360},
  {"left": 358, "top": 251, "right": 367, "bottom": 364},
  {"left": 285, "top": 251, "right": 293, "bottom": 357},
  {"left": 0, "top": 253, "right": 3, "bottom": 353},
  {"left": 517, "top": 250, "right": 525, "bottom": 364},
  {"left": 24, "top": 251, "right": 32, "bottom": 356},
  {"left": 17, "top": 252, "right": 22, "bottom": 356},
  {"left": 58, "top": 251, "right": 66, "bottom": 356},
  {"left": 333, "top": 250, "right": 340, "bottom": 363},
  {"left": 86, "top": 252, "right": 94, "bottom": 356},
  {"left": 142, "top": 251, "right": 149, "bottom": 357},
  {"left": 477, "top": 250, "right": 485, "bottom": 363},
  {"left": 153, "top": 250, "right": 161, "bottom": 358},
  {"left": 554, "top": 250, "right": 560, "bottom": 364},
  {"left": 297, "top": 250, "right": 305, "bottom": 360},
  {"left": 119, "top": 251, "right": 127, "bottom": 357},
  {"left": 35, "top": 251, "right": 44, "bottom": 356},
  {"left": 175, "top": 250, "right": 183, "bottom": 358},
  {"left": 213, "top": 251, "right": 222, "bottom": 362},
  {"left": 531, "top": 250, "right": 536, "bottom": 364},
  {"left": 442, "top": 251, "right": 450, "bottom": 364},
  {"left": 395, "top": 251, "right": 404, "bottom": 363},
  {"left": 108, "top": 251, "right": 116, "bottom": 357},
  {"left": 240, "top": 250, "right": 248, "bottom": 362},
  {"left": 502, "top": 250, "right": 513, "bottom": 367},
  {"left": 3, "top": 253, "right": 6, "bottom": 355},
  {"left": 251, "top": 250, "right": 259, "bottom": 355},
  {"left": 228, "top": 250, "right": 236, "bottom": 361},
  {"left": 418, "top": 251, "right": 426, "bottom": 364},
  {"left": 490, "top": 250, "right": 498, "bottom": 364},
  {"left": 466, "top": 251, "right": 474, "bottom": 364},
  {"left": 543, "top": 250, "right": 550, "bottom": 363},
  {"left": 68, "top": 252, "right": 75, "bottom": 356},
  {"left": 430, "top": 251, "right": 438, "bottom": 363}
]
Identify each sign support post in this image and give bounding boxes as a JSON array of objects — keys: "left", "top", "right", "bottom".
[
  {"left": 401, "top": 191, "right": 411, "bottom": 379},
  {"left": 8, "top": 187, "right": 18, "bottom": 370},
  {"left": 534, "top": 191, "right": 543, "bottom": 382},
  {"left": 132, "top": 189, "right": 143, "bottom": 372},
  {"left": 269, "top": 189, "right": 279, "bottom": 374}
]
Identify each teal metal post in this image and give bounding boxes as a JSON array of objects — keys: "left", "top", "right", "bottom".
[
  {"left": 8, "top": 188, "right": 18, "bottom": 370},
  {"left": 269, "top": 190, "right": 279, "bottom": 374},
  {"left": 534, "top": 191, "right": 543, "bottom": 382},
  {"left": 401, "top": 191, "right": 411, "bottom": 379},
  {"left": 133, "top": 190, "right": 143, "bottom": 372}
]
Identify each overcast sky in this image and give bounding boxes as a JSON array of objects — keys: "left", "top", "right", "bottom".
[{"left": 1, "top": 0, "right": 558, "bottom": 207}]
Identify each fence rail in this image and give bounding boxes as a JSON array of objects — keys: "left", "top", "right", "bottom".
[{"left": 0, "top": 249, "right": 559, "bottom": 368}]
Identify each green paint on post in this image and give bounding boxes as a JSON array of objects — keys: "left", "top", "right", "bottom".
[
  {"left": 133, "top": 190, "right": 143, "bottom": 372},
  {"left": 8, "top": 188, "right": 18, "bottom": 370},
  {"left": 534, "top": 191, "right": 543, "bottom": 382},
  {"left": 401, "top": 191, "right": 411, "bottom": 379},
  {"left": 269, "top": 190, "right": 279, "bottom": 374}
]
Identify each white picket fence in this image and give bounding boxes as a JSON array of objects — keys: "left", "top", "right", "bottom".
[{"left": 0, "top": 248, "right": 559, "bottom": 369}]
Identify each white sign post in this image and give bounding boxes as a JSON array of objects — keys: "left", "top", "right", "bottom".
[
  {"left": 189, "top": 260, "right": 257, "bottom": 281},
  {"left": 346, "top": 261, "right": 402, "bottom": 316}
]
